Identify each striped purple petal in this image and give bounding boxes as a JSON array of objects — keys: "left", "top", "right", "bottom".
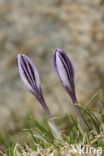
[
  {"left": 53, "top": 48, "right": 76, "bottom": 103},
  {"left": 17, "top": 54, "right": 41, "bottom": 99}
]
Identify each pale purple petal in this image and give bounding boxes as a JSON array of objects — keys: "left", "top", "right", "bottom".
[
  {"left": 53, "top": 48, "right": 76, "bottom": 103},
  {"left": 17, "top": 54, "right": 41, "bottom": 96},
  {"left": 56, "top": 51, "right": 71, "bottom": 90}
]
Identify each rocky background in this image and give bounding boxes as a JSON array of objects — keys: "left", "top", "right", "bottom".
[{"left": 0, "top": 0, "right": 104, "bottom": 131}]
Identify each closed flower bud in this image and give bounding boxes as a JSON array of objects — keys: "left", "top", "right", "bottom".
[
  {"left": 53, "top": 48, "right": 76, "bottom": 103},
  {"left": 17, "top": 54, "right": 61, "bottom": 140},
  {"left": 17, "top": 54, "right": 41, "bottom": 99},
  {"left": 53, "top": 48, "right": 84, "bottom": 126}
]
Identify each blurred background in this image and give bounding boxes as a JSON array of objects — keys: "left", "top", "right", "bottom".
[{"left": 0, "top": 0, "right": 104, "bottom": 150}]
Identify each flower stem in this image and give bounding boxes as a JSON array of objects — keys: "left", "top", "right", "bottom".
[
  {"left": 74, "top": 103, "right": 83, "bottom": 124},
  {"left": 39, "top": 96, "right": 62, "bottom": 140}
]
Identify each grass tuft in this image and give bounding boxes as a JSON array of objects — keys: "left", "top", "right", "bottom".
[{"left": 0, "top": 89, "right": 104, "bottom": 155}]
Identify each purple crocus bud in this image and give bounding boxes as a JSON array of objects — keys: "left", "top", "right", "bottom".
[
  {"left": 53, "top": 48, "right": 76, "bottom": 103},
  {"left": 17, "top": 54, "right": 41, "bottom": 98},
  {"left": 17, "top": 54, "right": 61, "bottom": 140},
  {"left": 53, "top": 48, "right": 83, "bottom": 123}
]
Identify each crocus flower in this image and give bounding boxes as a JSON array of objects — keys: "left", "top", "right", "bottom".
[
  {"left": 53, "top": 48, "right": 83, "bottom": 124},
  {"left": 17, "top": 54, "right": 61, "bottom": 140}
]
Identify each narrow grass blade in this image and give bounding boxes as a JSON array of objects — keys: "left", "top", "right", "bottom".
[{"left": 84, "top": 89, "right": 102, "bottom": 110}]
